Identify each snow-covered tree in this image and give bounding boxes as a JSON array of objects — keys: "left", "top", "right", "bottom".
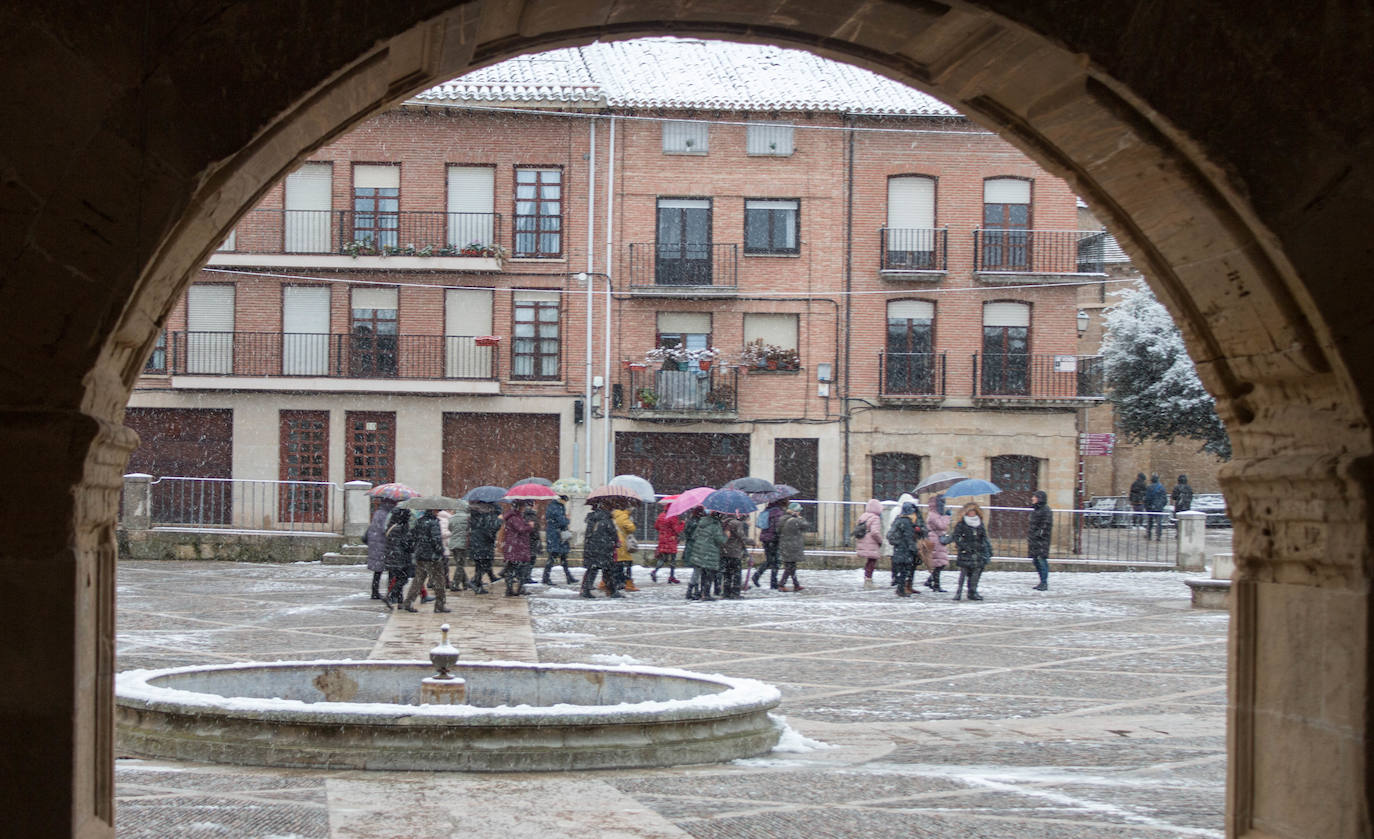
[{"left": 1102, "top": 281, "right": 1231, "bottom": 460}]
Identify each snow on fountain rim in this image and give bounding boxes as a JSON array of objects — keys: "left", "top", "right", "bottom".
[{"left": 115, "top": 659, "right": 782, "bottom": 724}]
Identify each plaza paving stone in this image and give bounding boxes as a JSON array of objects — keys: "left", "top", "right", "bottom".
[{"left": 115, "top": 561, "right": 1227, "bottom": 838}]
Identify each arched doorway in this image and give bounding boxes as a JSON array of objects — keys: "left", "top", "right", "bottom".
[{"left": 2, "top": 4, "right": 1368, "bottom": 837}]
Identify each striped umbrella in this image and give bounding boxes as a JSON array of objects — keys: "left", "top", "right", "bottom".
[
  {"left": 586, "top": 484, "right": 644, "bottom": 503},
  {"left": 366, "top": 482, "right": 420, "bottom": 501}
]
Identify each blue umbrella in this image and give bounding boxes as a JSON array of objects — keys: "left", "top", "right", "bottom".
[
  {"left": 702, "top": 489, "right": 757, "bottom": 515},
  {"left": 942, "top": 479, "right": 1002, "bottom": 499},
  {"left": 463, "top": 485, "right": 508, "bottom": 503}
]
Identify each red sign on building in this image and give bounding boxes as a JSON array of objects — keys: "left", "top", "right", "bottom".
[{"left": 1079, "top": 433, "right": 1116, "bottom": 455}]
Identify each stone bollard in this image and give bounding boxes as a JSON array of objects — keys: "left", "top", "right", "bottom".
[
  {"left": 122, "top": 473, "right": 153, "bottom": 531},
  {"left": 343, "top": 481, "right": 372, "bottom": 543},
  {"left": 1175, "top": 511, "right": 1206, "bottom": 572}
]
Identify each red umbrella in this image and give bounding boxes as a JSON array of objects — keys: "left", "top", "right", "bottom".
[
  {"left": 666, "top": 486, "right": 716, "bottom": 517},
  {"left": 504, "top": 482, "right": 559, "bottom": 501}
]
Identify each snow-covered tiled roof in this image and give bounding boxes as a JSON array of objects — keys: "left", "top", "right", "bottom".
[{"left": 413, "top": 37, "right": 958, "bottom": 117}]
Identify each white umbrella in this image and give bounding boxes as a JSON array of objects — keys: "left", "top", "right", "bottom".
[
  {"left": 609, "top": 474, "right": 656, "bottom": 502},
  {"left": 913, "top": 471, "right": 968, "bottom": 495}
]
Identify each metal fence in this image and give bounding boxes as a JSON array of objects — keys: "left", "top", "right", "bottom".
[
  {"left": 166, "top": 332, "right": 497, "bottom": 380},
  {"left": 880, "top": 227, "right": 948, "bottom": 271},
  {"left": 223, "top": 209, "right": 502, "bottom": 256},
  {"left": 148, "top": 477, "right": 342, "bottom": 533},
  {"left": 628, "top": 242, "right": 739, "bottom": 289},
  {"left": 972, "top": 228, "right": 1109, "bottom": 274}
]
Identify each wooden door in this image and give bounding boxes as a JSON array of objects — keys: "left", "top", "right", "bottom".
[
  {"left": 442, "top": 412, "right": 560, "bottom": 498},
  {"left": 345, "top": 411, "right": 395, "bottom": 486},
  {"left": 775, "top": 438, "right": 819, "bottom": 528},
  {"left": 990, "top": 454, "right": 1038, "bottom": 540},
  {"left": 279, "top": 410, "right": 329, "bottom": 523}
]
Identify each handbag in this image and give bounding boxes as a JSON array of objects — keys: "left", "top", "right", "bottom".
[{"left": 850, "top": 520, "right": 868, "bottom": 541}]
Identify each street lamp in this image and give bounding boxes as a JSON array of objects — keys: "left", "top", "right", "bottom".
[{"left": 1077, "top": 309, "right": 1090, "bottom": 336}]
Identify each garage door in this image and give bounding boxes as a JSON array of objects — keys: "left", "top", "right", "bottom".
[
  {"left": 124, "top": 408, "right": 233, "bottom": 524},
  {"left": 442, "top": 413, "right": 560, "bottom": 498}
]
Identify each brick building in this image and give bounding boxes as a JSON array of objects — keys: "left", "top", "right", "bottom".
[{"left": 127, "top": 37, "right": 1106, "bottom": 526}]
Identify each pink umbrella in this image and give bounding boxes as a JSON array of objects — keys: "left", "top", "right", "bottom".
[
  {"left": 666, "top": 486, "right": 716, "bottom": 517},
  {"left": 366, "top": 482, "right": 420, "bottom": 501},
  {"left": 504, "top": 482, "right": 559, "bottom": 501}
]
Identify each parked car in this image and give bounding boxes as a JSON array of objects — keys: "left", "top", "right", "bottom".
[
  {"left": 1085, "top": 495, "right": 1133, "bottom": 527},
  {"left": 1189, "top": 492, "right": 1231, "bottom": 527}
]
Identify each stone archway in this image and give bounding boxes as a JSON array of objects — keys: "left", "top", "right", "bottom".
[{"left": 1, "top": 3, "right": 1368, "bottom": 838}]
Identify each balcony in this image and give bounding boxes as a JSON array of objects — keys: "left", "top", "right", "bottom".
[
  {"left": 209, "top": 209, "right": 504, "bottom": 270},
  {"left": 972, "top": 229, "right": 1109, "bottom": 280},
  {"left": 879, "top": 228, "right": 948, "bottom": 276},
  {"left": 627, "top": 243, "right": 738, "bottom": 297},
  {"left": 971, "top": 353, "right": 1105, "bottom": 405},
  {"left": 158, "top": 331, "right": 500, "bottom": 392},
  {"left": 621, "top": 366, "right": 739, "bottom": 419},
  {"left": 878, "top": 352, "right": 946, "bottom": 402}
]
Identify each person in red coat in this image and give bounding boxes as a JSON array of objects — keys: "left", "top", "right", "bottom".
[
  {"left": 501, "top": 500, "right": 535, "bottom": 596},
  {"left": 651, "top": 501, "right": 686, "bottom": 584}
]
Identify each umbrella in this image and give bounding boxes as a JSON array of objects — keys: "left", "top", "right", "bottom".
[
  {"left": 758, "top": 484, "right": 800, "bottom": 504},
  {"left": 517, "top": 477, "right": 554, "bottom": 487},
  {"left": 463, "top": 485, "right": 508, "bottom": 503},
  {"left": 702, "top": 489, "right": 757, "bottom": 515},
  {"left": 666, "top": 486, "right": 716, "bottom": 517},
  {"left": 942, "top": 478, "right": 1002, "bottom": 499},
  {"left": 366, "top": 482, "right": 420, "bottom": 501},
  {"left": 551, "top": 477, "right": 592, "bottom": 497},
  {"left": 913, "top": 471, "right": 969, "bottom": 495},
  {"left": 504, "top": 482, "right": 559, "bottom": 500},
  {"left": 724, "top": 476, "right": 775, "bottom": 494},
  {"left": 609, "top": 474, "right": 656, "bottom": 502},
  {"left": 586, "top": 484, "right": 645, "bottom": 503},
  {"left": 398, "top": 495, "right": 465, "bottom": 511}
]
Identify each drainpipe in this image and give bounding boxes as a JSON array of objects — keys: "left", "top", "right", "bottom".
[
  {"left": 603, "top": 116, "right": 616, "bottom": 483},
  {"left": 842, "top": 117, "right": 855, "bottom": 510},
  {"left": 583, "top": 118, "right": 597, "bottom": 487}
]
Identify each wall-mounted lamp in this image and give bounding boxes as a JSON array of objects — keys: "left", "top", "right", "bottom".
[{"left": 1077, "top": 309, "right": 1090, "bottom": 336}]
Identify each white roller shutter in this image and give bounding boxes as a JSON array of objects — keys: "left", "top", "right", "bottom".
[
  {"left": 747, "top": 122, "right": 794, "bottom": 156},
  {"left": 445, "top": 289, "right": 494, "bottom": 378},
  {"left": 284, "top": 162, "right": 333, "bottom": 253},
  {"left": 352, "top": 287, "right": 398, "bottom": 311},
  {"left": 984, "top": 178, "right": 1031, "bottom": 204},
  {"left": 743, "top": 313, "right": 798, "bottom": 349},
  {"left": 887, "top": 177, "right": 935, "bottom": 230},
  {"left": 656, "top": 198, "right": 711, "bottom": 209},
  {"left": 662, "top": 121, "right": 708, "bottom": 153},
  {"left": 446, "top": 166, "right": 495, "bottom": 246},
  {"left": 657, "top": 312, "right": 711, "bottom": 333},
  {"left": 887, "top": 300, "right": 934, "bottom": 321},
  {"left": 187, "top": 284, "right": 235, "bottom": 374},
  {"left": 983, "top": 302, "right": 1031, "bottom": 327},
  {"left": 282, "top": 286, "right": 330, "bottom": 375},
  {"left": 354, "top": 164, "right": 399, "bottom": 189}
]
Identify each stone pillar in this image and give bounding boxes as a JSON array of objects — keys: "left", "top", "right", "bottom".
[
  {"left": 122, "top": 473, "right": 152, "bottom": 531},
  {"left": 1175, "top": 511, "right": 1206, "bottom": 572},
  {"left": 343, "top": 481, "right": 372, "bottom": 543}
]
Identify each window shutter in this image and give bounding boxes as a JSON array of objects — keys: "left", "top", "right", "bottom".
[
  {"left": 662, "top": 121, "right": 708, "bottom": 153},
  {"left": 282, "top": 286, "right": 330, "bottom": 375},
  {"left": 657, "top": 312, "right": 711, "bottom": 333},
  {"left": 747, "top": 123, "right": 794, "bottom": 156},
  {"left": 887, "top": 300, "right": 934, "bottom": 321},
  {"left": 887, "top": 177, "right": 936, "bottom": 230},
  {"left": 984, "top": 178, "right": 1031, "bottom": 204},
  {"left": 743, "top": 313, "right": 798, "bottom": 349},
  {"left": 446, "top": 166, "right": 495, "bottom": 246},
  {"left": 445, "top": 289, "right": 495, "bottom": 378},
  {"left": 284, "top": 162, "right": 332, "bottom": 253},
  {"left": 186, "top": 284, "right": 235, "bottom": 374},
  {"left": 983, "top": 302, "right": 1031, "bottom": 327},
  {"left": 354, "top": 165, "right": 399, "bottom": 189},
  {"left": 352, "top": 287, "right": 398, "bottom": 311}
]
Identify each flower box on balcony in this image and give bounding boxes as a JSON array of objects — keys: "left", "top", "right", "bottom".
[{"left": 474, "top": 336, "right": 501, "bottom": 347}]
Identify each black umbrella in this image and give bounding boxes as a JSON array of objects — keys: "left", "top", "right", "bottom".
[
  {"left": 758, "top": 484, "right": 800, "bottom": 504},
  {"left": 724, "top": 476, "right": 775, "bottom": 494},
  {"left": 463, "top": 485, "right": 508, "bottom": 503},
  {"left": 517, "top": 477, "right": 554, "bottom": 487}
]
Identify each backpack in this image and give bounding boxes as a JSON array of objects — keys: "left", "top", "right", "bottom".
[
  {"left": 850, "top": 519, "right": 868, "bottom": 541},
  {"left": 756, "top": 507, "right": 772, "bottom": 531}
]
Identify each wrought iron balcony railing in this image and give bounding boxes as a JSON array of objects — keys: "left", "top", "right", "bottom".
[
  {"left": 971, "top": 353, "right": 1105, "bottom": 400},
  {"left": 165, "top": 331, "right": 498, "bottom": 380},
  {"left": 879, "top": 228, "right": 948, "bottom": 272},
  {"left": 972, "top": 228, "right": 1109, "bottom": 275},
  {"left": 621, "top": 365, "right": 739, "bottom": 415},
  {"left": 219, "top": 209, "right": 503, "bottom": 257},
  {"left": 627, "top": 242, "right": 739, "bottom": 291},
  {"left": 878, "top": 352, "right": 946, "bottom": 397}
]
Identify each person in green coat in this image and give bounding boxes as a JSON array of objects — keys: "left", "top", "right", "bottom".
[{"left": 685, "top": 510, "right": 726, "bottom": 602}]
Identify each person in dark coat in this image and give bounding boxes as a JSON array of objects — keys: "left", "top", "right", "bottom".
[
  {"left": 381, "top": 507, "right": 416, "bottom": 607},
  {"left": 501, "top": 500, "right": 535, "bottom": 596},
  {"left": 579, "top": 500, "right": 623, "bottom": 599},
  {"left": 1171, "top": 474, "right": 1194, "bottom": 513},
  {"left": 720, "top": 513, "right": 753, "bottom": 599},
  {"left": 402, "top": 509, "right": 450, "bottom": 613},
  {"left": 651, "top": 500, "right": 685, "bottom": 583},
  {"left": 888, "top": 501, "right": 924, "bottom": 597},
  {"left": 751, "top": 499, "right": 787, "bottom": 589},
  {"left": 363, "top": 498, "right": 396, "bottom": 600},
  {"left": 775, "top": 502, "right": 807, "bottom": 592},
  {"left": 466, "top": 501, "right": 502, "bottom": 595},
  {"left": 1027, "top": 490, "right": 1052, "bottom": 591},
  {"left": 542, "top": 495, "right": 576, "bottom": 585},
  {"left": 1129, "top": 472, "right": 1148, "bottom": 527},
  {"left": 1144, "top": 473, "right": 1169, "bottom": 540},
  {"left": 520, "top": 503, "right": 541, "bottom": 584},
  {"left": 944, "top": 502, "right": 992, "bottom": 601},
  {"left": 680, "top": 507, "right": 707, "bottom": 599},
  {"left": 685, "top": 510, "right": 726, "bottom": 601}
]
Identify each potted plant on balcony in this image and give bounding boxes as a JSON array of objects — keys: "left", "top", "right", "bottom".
[
  {"left": 705, "top": 383, "right": 735, "bottom": 411},
  {"left": 690, "top": 347, "right": 721, "bottom": 371},
  {"left": 768, "top": 346, "right": 800, "bottom": 371},
  {"left": 634, "top": 386, "right": 659, "bottom": 408}
]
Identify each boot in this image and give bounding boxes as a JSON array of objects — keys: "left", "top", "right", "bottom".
[
  {"left": 968, "top": 568, "right": 984, "bottom": 600},
  {"left": 579, "top": 572, "right": 597, "bottom": 599},
  {"left": 623, "top": 579, "right": 639, "bottom": 592},
  {"left": 896, "top": 575, "right": 910, "bottom": 597},
  {"left": 864, "top": 577, "right": 876, "bottom": 589},
  {"left": 954, "top": 568, "right": 966, "bottom": 601},
  {"left": 686, "top": 582, "right": 699, "bottom": 600},
  {"left": 668, "top": 573, "right": 680, "bottom": 584},
  {"left": 504, "top": 576, "right": 516, "bottom": 597},
  {"left": 542, "top": 566, "right": 553, "bottom": 586},
  {"left": 515, "top": 577, "right": 528, "bottom": 596},
  {"left": 371, "top": 572, "right": 383, "bottom": 600},
  {"left": 435, "top": 605, "right": 451, "bottom": 613},
  {"left": 564, "top": 564, "right": 577, "bottom": 584},
  {"left": 931, "top": 569, "right": 947, "bottom": 592}
]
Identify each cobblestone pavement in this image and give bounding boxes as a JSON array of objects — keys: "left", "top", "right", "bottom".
[{"left": 116, "top": 561, "right": 1227, "bottom": 838}]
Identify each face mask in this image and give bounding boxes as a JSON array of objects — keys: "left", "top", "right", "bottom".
[{"left": 964, "top": 515, "right": 981, "bottom": 527}]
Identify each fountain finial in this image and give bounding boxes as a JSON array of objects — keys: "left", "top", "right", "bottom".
[{"left": 429, "top": 623, "right": 460, "bottom": 680}]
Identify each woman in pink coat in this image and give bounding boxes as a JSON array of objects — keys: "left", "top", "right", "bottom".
[
  {"left": 855, "top": 499, "right": 885, "bottom": 587},
  {"left": 923, "top": 494, "right": 951, "bottom": 591}
]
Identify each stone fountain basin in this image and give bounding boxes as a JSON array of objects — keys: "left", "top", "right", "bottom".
[{"left": 115, "top": 660, "right": 782, "bottom": 771}]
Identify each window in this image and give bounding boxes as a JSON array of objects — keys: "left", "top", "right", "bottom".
[
  {"left": 144, "top": 330, "right": 167, "bottom": 374},
  {"left": 186, "top": 283, "right": 235, "bottom": 374},
  {"left": 747, "top": 122, "right": 794, "bottom": 156},
  {"left": 514, "top": 167, "right": 562, "bottom": 258},
  {"left": 349, "top": 287, "right": 398, "bottom": 377},
  {"left": 656, "top": 312, "right": 712, "bottom": 371},
  {"left": 981, "top": 177, "right": 1032, "bottom": 271},
  {"left": 352, "top": 164, "right": 399, "bottom": 250},
  {"left": 512, "top": 291, "right": 559, "bottom": 380},
  {"left": 282, "top": 286, "right": 330, "bottom": 375},
  {"left": 446, "top": 165, "right": 495, "bottom": 249},
  {"left": 656, "top": 198, "right": 713, "bottom": 284},
  {"left": 217, "top": 229, "right": 237, "bottom": 252},
  {"left": 744, "top": 198, "right": 799, "bottom": 254},
  {"left": 885, "top": 176, "right": 938, "bottom": 269},
  {"left": 982, "top": 302, "right": 1030, "bottom": 395},
  {"left": 662, "top": 121, "right": 708, "bottom": 154},
  {"left": 871, "top": 452, "right": 923, "bottom": 502},
  {"left": 743, "top": 312, "right": 799, "bottom": 370},
  {"left": 284, "top": 162, "right": 332, "bottom": 253},
  {"left": 884, "top": 300, "right": 935, "bottom": 394}
]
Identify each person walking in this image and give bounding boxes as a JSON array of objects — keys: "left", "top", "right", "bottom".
[
  {"left": 1144, "top": 473, "right": 1169, "bottom": 540},
  {"left": 1171, "top": 474, "right": 1194, "bottom": 513},
  {"left": 542, "top": 494, "right": 576, "bottom": 585},
  {"left": 1129, "top": 472, "right": 1148, "bottom": 528},
  {"left": 945, "top": 502, "right": 992, "bottom": 601},
  {"left": 521, "top": 503, "right": 541, "bottom": 584},
  {"left": 438, "top": 502, "right": 469, "bottom": 593},
  {"left": 922, "top": 494, "right": 951, "bottom": 592},
  {"left": 854, "top": 499, "right": 884, "bottom": 588},
  {"left": 579, "top": 500, "right": 623, "bottom": 599},
  {"left": 1028, "top": 490, "right": 1052, "bottom": 591},
  {"left": 888, "top": 501, "right": 924, "bottom": 597},
  {"left": 685, "top": 510, "right": 726, "bottom": 601},
  {"left": 381, "top": 506, "right": 416, "bottom": 607},
  {"left": 466, "top": 501, "right": 502, "bottom": 595},
  {"left": 612, "top": 502, "right": 640, "bottom": 592},
  {"left": 681, "top": 507, "right": 707, "bottom": 599},
  {"left": 775, "top": 502, "right": 807, "bottom": 592},
  {"left": 363, "top": 498, "right": 395, "bottom": 600},
  {"left": 651, "top": 501, "right": 685, "bottom": 583},
  {"left": 402, "top": 509, "right": 450, "bottom": 613},
  {"left": 720, "top": 513, "right": 753, "bottom": 599},
  {"left": 751, "top": 499, "right": 786, "bottom": 589},
  {"left": 501, "top": 500, "right": 535, "bottom": 596}
]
